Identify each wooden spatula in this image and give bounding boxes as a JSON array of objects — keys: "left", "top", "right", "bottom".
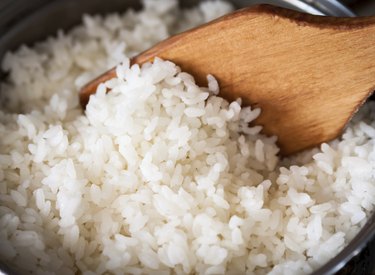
[{"left": 79, "top": 5, "right": 375, "bottom": 155}]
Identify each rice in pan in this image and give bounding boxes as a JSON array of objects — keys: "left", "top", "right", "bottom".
[{"left": 0, "top": 1, "right": 374, "bottom": 274}]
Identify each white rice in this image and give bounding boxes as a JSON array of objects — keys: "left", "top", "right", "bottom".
[{"left": 0, "top": 0, "right": 374, "bottom": 274}]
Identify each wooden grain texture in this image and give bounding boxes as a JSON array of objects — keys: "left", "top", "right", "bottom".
[{"left": 79, "top": 5, "right": 375, "bottom": 155}]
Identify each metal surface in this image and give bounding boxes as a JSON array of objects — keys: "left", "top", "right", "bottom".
[
  {"left": 0, "top": 1, "right": 373, "bottom": 275},
  {"left": 236, "top": 0, "right": 355, "bottom": 15},
  {"left": 304, "top": 0, "right": 355, "bottom": 16}
]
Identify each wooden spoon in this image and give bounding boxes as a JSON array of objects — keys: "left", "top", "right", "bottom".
[{"left": 79, "top": 5, "right": 375, "bottom": 155}]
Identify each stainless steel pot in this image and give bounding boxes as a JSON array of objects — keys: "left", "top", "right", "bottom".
[{"left": 0, "top": 1, "right": 373, "bottom": 275}]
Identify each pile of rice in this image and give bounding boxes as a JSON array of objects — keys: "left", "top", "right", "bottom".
[{"left": 0, "top": 1, "right": 374, "bottom": 274}]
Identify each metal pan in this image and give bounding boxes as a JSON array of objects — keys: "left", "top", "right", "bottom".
[{"left": 1, "top": 1, "right": 372, "bottom": 275}]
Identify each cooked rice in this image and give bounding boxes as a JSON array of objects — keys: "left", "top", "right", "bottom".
[{"left": 0, "top": 0, "right": 374, "bottom": 274}]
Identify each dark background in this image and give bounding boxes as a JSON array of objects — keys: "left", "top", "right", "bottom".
[{"left": 348, "top": 0, "right": 375, "bottom": 15}]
